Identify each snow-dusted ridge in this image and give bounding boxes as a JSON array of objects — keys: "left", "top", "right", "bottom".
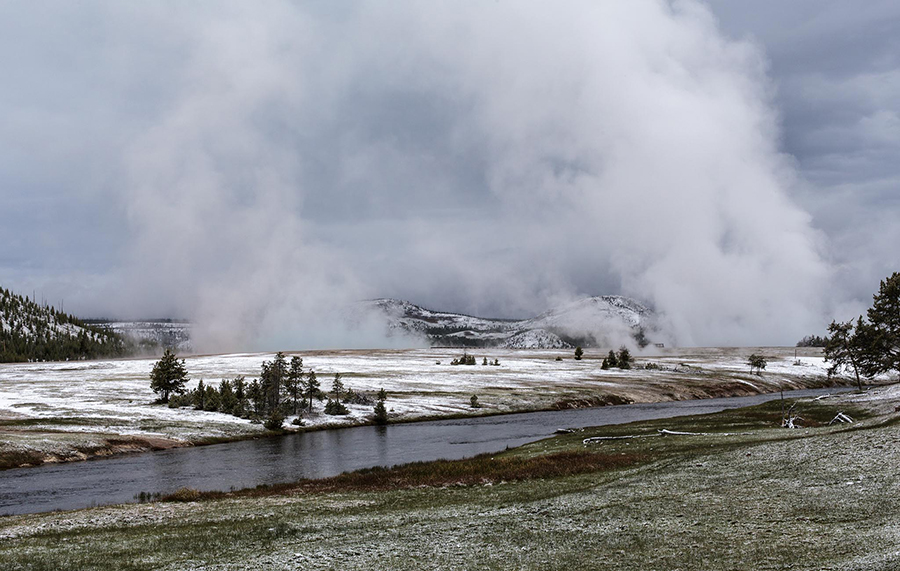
[
  {"left": 0, "top": 287, "right": 127, "bottom": 361},
  {"left": 353, "top": 295, "right": 667, "bottom": 349},
  {"left": 96, "top": 321, "right": 193, "bottom": 353}
]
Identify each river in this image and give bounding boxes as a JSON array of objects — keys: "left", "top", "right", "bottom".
[{"left": 0, "top": 388, "right": 842, "bottom": 515}]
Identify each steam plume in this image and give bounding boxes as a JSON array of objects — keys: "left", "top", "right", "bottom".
[{"left": 119, "top": 1, "right": 829, "bottom": 349}]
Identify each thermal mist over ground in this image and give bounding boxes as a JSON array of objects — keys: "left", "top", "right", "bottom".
[{"left": 109, "top": 1, "right": 828, "bottom": 350}]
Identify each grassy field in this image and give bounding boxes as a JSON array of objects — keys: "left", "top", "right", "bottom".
[
  {"left": 2, "top": 385, "right": 898, "bottom": 570},
  {"left": 0, "top": 346, "right": 851, "bottom": 469}
]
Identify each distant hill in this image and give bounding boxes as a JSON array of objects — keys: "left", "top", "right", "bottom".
[
  {"left": 351, "top": 296, "right": 667, "bottom": 349},
  {"left": 89, "top": 320, "right": 193, "bottom": 354},
  {"left": 0, "top": 287, "right": 129, "bottom": 362}
]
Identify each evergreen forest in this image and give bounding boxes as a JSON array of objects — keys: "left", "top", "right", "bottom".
[{"left": 0, "top": 287, "right": 128, "bottom": 362}]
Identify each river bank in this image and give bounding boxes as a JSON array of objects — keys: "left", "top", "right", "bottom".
[
  {"left": 2, "top": 384, "right": 898, "bottom": 570},
  {"left": 0, "top": 347, "right": 854, "bottom": 469}
]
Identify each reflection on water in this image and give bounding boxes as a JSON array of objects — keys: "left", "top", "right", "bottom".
[{"left": 0, "top": 388, "right": 845, "bottom": 515}]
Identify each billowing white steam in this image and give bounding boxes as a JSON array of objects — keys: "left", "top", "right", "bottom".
[{"left": 121, "top": 1, "right": 829, "bottom": 349}]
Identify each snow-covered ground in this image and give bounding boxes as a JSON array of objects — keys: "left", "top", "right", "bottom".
[{"left": 0, "top": 346, "right": 851, "bottom": 467}]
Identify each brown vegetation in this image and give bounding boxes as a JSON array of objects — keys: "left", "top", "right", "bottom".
[
  {"left": 162, "top": 449, "right": 645, "bottom": 502},
  {"left": 552, "top": 394, "right": 634, "bottom": 409}
]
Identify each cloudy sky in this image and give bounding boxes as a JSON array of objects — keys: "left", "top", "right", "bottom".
[{"left": 0, "top": 1, "right": 897, "bottom": 349}]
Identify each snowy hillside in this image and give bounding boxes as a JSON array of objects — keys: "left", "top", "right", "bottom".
[
  {"left": 504, "top": 329, "right": 571, "bottom": 349},
  {"left": 0, "top": 287, "right": 127, "bottom": 362},
  {"left": 523, "top": 296, "right": 660, "bottom": 348},
  {"left": 353, "top": 296, "right": 665, "bottom": 349}
]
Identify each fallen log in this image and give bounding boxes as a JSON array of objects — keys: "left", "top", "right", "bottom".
[
  {"left": 829, "top": 412, "right": 854, "bottom": 425},
  {"left": 657, "top": 429, "right": 751, "bottom": 437}
]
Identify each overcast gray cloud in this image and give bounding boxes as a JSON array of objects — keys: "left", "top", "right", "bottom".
[{"left": 1, "top": 1, "right": 896, "bottom": 349}]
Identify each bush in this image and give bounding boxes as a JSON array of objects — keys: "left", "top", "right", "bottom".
[
  {"left": 264, "top": 411, "right": 285, "bottom": 431},
  {"left": 163, "top": 487, "right": 201, "bottom": 502},
  {"left": 343, "top": 389, "right": 374, "bottom": 405},
  {"left": 167, "top": 393, "right": 192, "bottom": 408},
  {"left": 451, "top": 352, "right": 477, "bottom": 366},
  {"left": 324, "top": 399, "right": 350, "bottom": 415}
]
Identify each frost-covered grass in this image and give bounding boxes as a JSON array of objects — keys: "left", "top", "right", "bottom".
[
  {"left": 1, "top": 388, "right": 898, "bottom": 570},
  {"left": 0, "top": 347, "right": 853, "bottom": 468}
]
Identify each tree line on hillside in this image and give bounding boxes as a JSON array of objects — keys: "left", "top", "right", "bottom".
[
  {"left": 150, "top": 350, "right": 389, "bottom": 429},
  {"left": 825, "top": 272, "right": 900, "bottom": 390},
  {"left": 0, "top": 287, "right": 128, "bottom": 362}
]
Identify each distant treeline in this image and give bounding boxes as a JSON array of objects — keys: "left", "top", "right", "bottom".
[
  {"left": 0, "top": 287, "right": 129, "bottom": 362},
  {"left": 796, "top": 335, "right": 828, "bottom": 348}
]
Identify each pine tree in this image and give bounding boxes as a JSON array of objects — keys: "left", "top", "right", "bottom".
[
  {"left": 194, "top": 379, "right": 206, "bottom": 410},
  {"left": 203, "top": 383, "right": 220, "bottom": 411},
  {"left": 285, "top": 357, "right": 304, "bottom": 416},
  {"left": 825, "top": 318, "right": 871, "bottom": 390},
  {"left": 247, "top": 379, "right": 264, "bottom": 417},
  {"left": 259, "top": 352, "right": 287, "bottom": 416},
  {"left": 616, "top": 347, "right": 633, "bottom": 369},
  {"left": 304, "top": 370, "right": 320, "bottom": 414},
  {"left": 219, "top": 379, "right": 237, "bottom": 414},
  {"left": 574, "top": 346, "right": 583, "bottom": 360},
  {"left": 324, "top": 373, "right": 349, "bottom": 415},
  {"left": 866, "top": 272, "right": 900, "bottom": 378},
  {"left": 606, "top": 350, "right": 618, "bottom": 368},
  {"left": 373, "top": 388, "right": 388, "bottom": 425},
  {"left": 232, "top": 376, "right": 247, "bottom": 416},
  {"left": 150, "top": 349, "right": 189, "bottom": 403},
  {"left": 331, "top": 373, "right": 345, "bottom": 401}
]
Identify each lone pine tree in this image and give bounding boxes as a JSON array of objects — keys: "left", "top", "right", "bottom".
[
  {"left": 150, "top": 349, "right": 189, "bottom": 403},
  {"left": 373, "top": 388, "right": 388, "bottom": 424}
]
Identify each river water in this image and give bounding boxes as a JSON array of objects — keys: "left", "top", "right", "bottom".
[{"left": 0, "top": 388, "right": 843, "bottom": 515}]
